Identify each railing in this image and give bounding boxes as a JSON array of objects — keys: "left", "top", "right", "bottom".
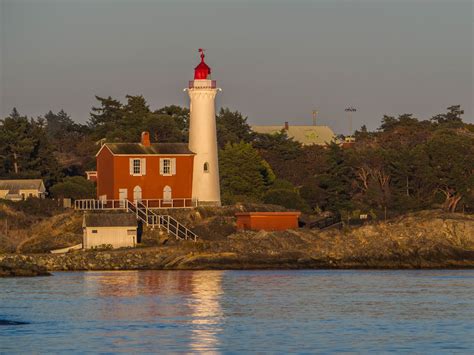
[
  {"left": 188, "top": 80, "right": 216, "bottom": 89},
  {"left": 74, "top": 199, "right": 125, "bottom": 210},
  {"left": 133, "top": 200, "right": 198, "bottom": 241},
  {"left": 309, "top": 214, "right": 342, "bottom": 230},
  {"left": 140, "top": 198, "right": 197, "bottom": 209},
  {"left": 74, "top": 199, "right": 198, "bottom": 242},
  {"left": 74, "top": 198, "right": 197, "bottom": 210}
]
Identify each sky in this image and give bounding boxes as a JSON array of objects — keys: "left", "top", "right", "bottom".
[{"left": 0, "top": 0, "right": 472, "bottom": 134}]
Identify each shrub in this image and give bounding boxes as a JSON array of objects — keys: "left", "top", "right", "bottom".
[
  {"left": 270, "top": 179, "right": 295, "bottom": 191},
  {"left": 263, "top": 189, "right": 310, "bottom": 212},
  {"left": 7, "top": 198, "right": 62, "bottom": 217},
  {"left": 49, "top": 176, "right": 95, "bottom": 199}
]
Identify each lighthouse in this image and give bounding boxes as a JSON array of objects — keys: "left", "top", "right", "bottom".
[{"left": 187, "top": 49, "right": 221, "bottom": 206}]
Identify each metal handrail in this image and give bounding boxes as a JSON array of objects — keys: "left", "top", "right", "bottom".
[
  {"left": 135, "top": 200, "right": 198, "bottom": 242},
  {"left": 74, "top": 198, "right": 198, "bottom": 242}
]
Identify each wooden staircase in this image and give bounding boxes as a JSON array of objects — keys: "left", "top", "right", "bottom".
[
  {"left": 75, "top": 199, "right": 198, "bottom": 242},
  {"left": 126, "top": 200, "right": 198, "bottom": 241}
]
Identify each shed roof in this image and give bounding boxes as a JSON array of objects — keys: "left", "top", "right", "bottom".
[
  {"left": 102, "top": 143, "right": 194, "bottom": 155},
  {"left": 252, "top": 125, "right": 336, "bottom": 146},
  {"left": 84, "top": 213, "right": 137, "bottom": 227},
  {"left": 0, "top": 179, "right": 45, "bottom": 192}
]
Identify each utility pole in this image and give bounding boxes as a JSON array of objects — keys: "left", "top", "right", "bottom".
[
  {"left": 312, "top": 110, "right": 318, "bottom": 126},
  {"left": 345, "top": 106, "right": 357, "bottom": 136}
]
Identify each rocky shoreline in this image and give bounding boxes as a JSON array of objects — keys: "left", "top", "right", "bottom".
[
  {"left": 0, "top": 258, "right": 51, "bottom": 277},
  {"left": 1, "top": 211, "right": 473, "bottom": 274},
  {"left": 1, "top": 248, "right": 472, "bottom": 274}
]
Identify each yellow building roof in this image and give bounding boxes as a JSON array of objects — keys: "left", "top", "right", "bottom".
[
  {"left": 252, "top": 125, "right": 336, "bottom": 146},
  {"left": 0, "top": 179, "right": 45, "bottom": 193}
]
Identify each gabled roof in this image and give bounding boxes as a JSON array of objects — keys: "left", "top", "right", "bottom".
[
  {"left": 252, "top": 125, "right": 336, "bottom": 146},
  {"left": 0, "top": 179, "right": 45, "bottom": 192},
  {"left": 100, "top": 143, "right": 194, "bottom": 156},
  {"left": 83, "top": 213, "right": 137, "bottom": 227}
]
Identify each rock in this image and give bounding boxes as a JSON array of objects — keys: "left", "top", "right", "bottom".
[{"left": 0, "top": 259, "right": 51, "bottom": 277}]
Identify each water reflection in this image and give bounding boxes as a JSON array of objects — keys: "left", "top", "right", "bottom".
[
  {"left": 188, "top": 271, "right": 224, "bottom": 352},
  {"left": 82, "top": 270, "right": 224, "bottom": 350},
  {"left": 1, "top": 270, "right": 473, "bottom": 353}
]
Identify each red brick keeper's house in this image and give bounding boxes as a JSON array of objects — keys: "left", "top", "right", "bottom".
[{"left": 95, "top": 132, "right": 195, "bottom": 207}]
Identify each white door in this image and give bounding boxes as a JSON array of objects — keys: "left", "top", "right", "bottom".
[
  {"left": 133, "top": 186, "right": 142, "bottom": 203},
  {"left": 163, "top": 186, "right": 172, "bottom": 202},
  {"left": 119, "top": 188, "right": 128, "bottom": 208}
]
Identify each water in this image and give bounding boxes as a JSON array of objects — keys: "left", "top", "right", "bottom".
[{"left": 1, "top": 270, "right": 473, "bottom": 353}]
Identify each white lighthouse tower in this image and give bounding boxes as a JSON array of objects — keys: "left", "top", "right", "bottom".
[{"left": 187, "top": 49, "right": 221, "bottom": 206}]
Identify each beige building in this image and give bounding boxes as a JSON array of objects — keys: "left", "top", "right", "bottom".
[
  {"left": 0, "top": 179, "right": 46, "bottom": 201},
  {"left": 83, "top": 213, "right": 138, "bottom": 249},
  {"left": 252, "top": 122, "right": 336, "bottom": 146}
]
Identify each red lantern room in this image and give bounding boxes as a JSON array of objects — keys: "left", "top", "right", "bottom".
[{"left": 194, "top": 48, "right": 211, "bottom": 80}]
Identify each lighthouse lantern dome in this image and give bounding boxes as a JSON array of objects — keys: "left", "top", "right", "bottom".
[{"left": 194, "top": 48, "right": 211, "bottom": 80}]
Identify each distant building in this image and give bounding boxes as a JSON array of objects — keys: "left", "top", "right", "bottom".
[
  {"left": 252, "top": 122, "right": 336, "bottom": 146},
  {"left": 341, "top": 136, "right": 356, "bottom": 149},
  {"left": 82, "top": 213, "right": 138, "bottom": 249},
  {"left": 0, "top": 179, "right": 46, "bottom": 201}
]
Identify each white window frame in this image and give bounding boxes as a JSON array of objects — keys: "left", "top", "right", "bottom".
[
  {"left": 160, "top": 158, "right": 176, "bottom": 176},
  {"left": 130, "top": 158, "right": 146, "bottom": 176},
  {"left": 133, "top": 159, "right": 141, "bottom": 175},
  {"left": 163, "top": 159, "right": 171, "bottom": 176}
]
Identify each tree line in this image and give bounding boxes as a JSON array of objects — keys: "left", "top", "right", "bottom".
[{"left": 1, "top": 95, "right": 473, "bottom": 217}]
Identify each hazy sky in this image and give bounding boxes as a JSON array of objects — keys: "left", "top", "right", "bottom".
[{"left": 1, "top": 0, "right": 472, "bottom": 134}]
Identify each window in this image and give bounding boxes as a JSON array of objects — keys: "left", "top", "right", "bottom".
[
  {"left": 127, "top": 229, "right": 136, "bottom": 236},
  {"left": 92, "top": 230, "right": 98, "bottom": 234},
  {"left": 163, "top": 159, "right": 171, "bottom": 175},
  {"left": 203, "top": 162, "right": 209, "bottom": 173},
  {"left": 129, "top": 158, "right": 146, "bottom": 176},
  {"left": 133, "top": 159, "right": 141, "bottom": 174},
  {"left": 160, "top": 158, "right": 176, "bottom": 176}
]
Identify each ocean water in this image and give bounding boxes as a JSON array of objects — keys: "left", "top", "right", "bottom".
[{"left": 0, "top": 270, "right": 473, "bottom": 353}]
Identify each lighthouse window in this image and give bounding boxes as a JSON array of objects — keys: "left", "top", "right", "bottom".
[{"left": 203, "top": 162, "right": 209, "bottom": 173}]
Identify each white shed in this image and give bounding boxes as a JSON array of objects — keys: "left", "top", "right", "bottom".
[{"left": 83, "top": 213, "right": 138, "bottom": 249}]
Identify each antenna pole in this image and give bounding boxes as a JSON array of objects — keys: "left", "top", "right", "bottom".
[
  {"left": 345, "top": 106, "right": 357, "bottom": 136},
  {"left": 312, "top": 110, "right": 318, "bottom": 126}
]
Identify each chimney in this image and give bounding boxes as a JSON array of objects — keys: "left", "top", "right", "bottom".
[
  {"left": 141, "top": 131, "right": 151, "bottom": 147},
  {"left": 284, "top": 122, "right": 289, "bottom": 130}
]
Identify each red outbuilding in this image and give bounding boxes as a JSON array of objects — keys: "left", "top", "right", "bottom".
[{"left": 236, "top": 212, "right": 301, "bottom": 231}]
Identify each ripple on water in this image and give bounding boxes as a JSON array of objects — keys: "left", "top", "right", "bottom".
[{"left": 0, "top": 269, "right": 473, "bottom": 353}]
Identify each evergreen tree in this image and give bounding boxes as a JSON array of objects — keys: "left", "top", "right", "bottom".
[
  {"left": 216, "top": 108, "right": 253, "bottom": 148},
  {"left": 89, "top": 96, "right": 123, "bottom": 139},
  {"left": 156, "top": 105, "right": 190, "bottom": 131},
  {"left": 0, "top": 108, "right": 61, "bottom": 185},
  {"left": 422, "top": 130, "right": 474, "bottom": 212},
  {"left": 431, "top": 105, "right": 464, "bottom": 127},
  {"left": 0, "top": 108, "right": 36, "bottom": 176},
  {"left": 219, "top": 141, "right": 274, "bottom": 204}
]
